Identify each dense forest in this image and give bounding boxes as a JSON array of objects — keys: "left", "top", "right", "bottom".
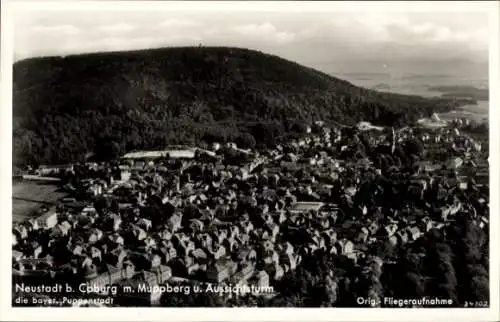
[{"left": 13, "top": 47, "right": 473, "bottom": 166}]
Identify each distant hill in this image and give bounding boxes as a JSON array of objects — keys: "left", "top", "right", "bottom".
[
  {"left": 428, "top": 85, "right": 489, "bottom": 101},
  {"left": 13, "top": 46, "right": 471, "bottom": 166}
]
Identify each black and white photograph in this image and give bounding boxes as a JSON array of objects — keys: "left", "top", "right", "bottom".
[{"left": 1, "top": 1, "right": 499, "bottom": 321}]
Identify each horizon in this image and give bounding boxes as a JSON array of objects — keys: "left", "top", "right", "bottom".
[
  {"left": 13, "top": 44, "right": 489, "bottom": 79},
  {"left": 12, "top": 2, "right": 490, "bottom": 77}
]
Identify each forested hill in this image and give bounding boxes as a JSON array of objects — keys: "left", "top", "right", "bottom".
[{"left": 13, "top": 46, "right": 469, "bottom": 166}]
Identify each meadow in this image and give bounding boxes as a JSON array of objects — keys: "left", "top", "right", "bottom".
[{"left": 12, "top": 180, "right": 66, "bottom": 223}]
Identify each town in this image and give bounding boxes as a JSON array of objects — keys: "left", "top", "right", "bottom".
[{"left": 12, "top": 116, "right": 489, "bottom": 307}]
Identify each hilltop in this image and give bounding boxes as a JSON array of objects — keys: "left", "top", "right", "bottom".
[{"left": 13, "top": 46, "right": 471, "bottom": 166}]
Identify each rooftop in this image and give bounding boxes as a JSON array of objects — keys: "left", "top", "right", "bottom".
[
  {"left": 289, "top": 202, "right": 325, "bottom": 213},
  {"left": 122, "top": 149, "right": 196, "bottom": 160}
]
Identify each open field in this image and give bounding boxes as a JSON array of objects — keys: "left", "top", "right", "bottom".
[{"left": 12, "top": 180, "right": 66, "bottom": 223}]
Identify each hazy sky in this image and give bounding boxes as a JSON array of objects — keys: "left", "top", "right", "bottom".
[{"left": 12, "top": 2, "right": 491, "bottom": 74}]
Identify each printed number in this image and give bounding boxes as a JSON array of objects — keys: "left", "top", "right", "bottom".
[{"left": 465, "top": 301, "right": 489, "bottom": 308}]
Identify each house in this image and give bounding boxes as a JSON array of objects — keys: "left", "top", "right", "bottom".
[
  {"left": 108, "top": 213, "right": 122, "bottom": 232},
  {"left": 26, "top": 219, "right": 40, "bottom": 231},
  {"left": 71, "top": 244, "right": 84, "bottom": 256},
  {"left": 415, "top": 161, "right": 440, "bottom": 174},
  {"left": 231, "top": 263, "right": 255, "bottom": 286},
  {"left": 36, "top": 211, "right": 58, "bottom": 229},
  {"left": 182, "top": 254, "right": 195, "bottom": 269},
  {"left": 156, "top": 227, "right": 173, "bottom": 241},
  {"left": 448, "top": 157, "right": 464, "bottom": 169},
  {"left": 262, "top": 240, "right": 274, "bottom": 252},
  {"left": 289, "top": 202, "right": 325, "bottom": 215},
  {"left": 88, "top": 228, "right": 104, "bottom": 244},
  {"left": 238, "top": 221, "right": 254, "bottom": 235},
  {"left": 229, "top": 225, "right": 241, "bottom": 239},
  {"left": 83, "top": 263, "right": 99, "bottom": 280},
  {"left": 167, "top": 213, "right": 183, "bottom": 233},
  {"left": 235, "top": 233, "right": 250, "bottom": 246},
  {"left": 52, "top": 221, "right": 72, "bottom": 237},
  {"left": 277, "top": 212, "right": 288, "bottom": 224},
  {"left": 222, "top": 237, "right": 238, "bottom": 253},
  {"left": 109, "top": 233, "right": 125, "bottom": 246},
  {"left": 396, "top": 230, "right": 409, "bottom": 245},
  {"left": 189, "top": 219, "right": 204, "bottom": 233},
  {"left": 263, "top": 249, "right": 279, "bottom": 266},
  {"left": 129, "top": 251, "right": 162, "bottom": 270},
  {"left": 74, "top": 212, "right": 94, "bottom": 227},
  {"left": 263, "top": 262, "right": 284, "bottom": 281},
  {"left": 132, "top": 226, "right": 148, "bottom": 241},
  {"left": 13, "top": 225, "right": 28, "bottom": 240},
  {"left": 116, "top": 271, "right": 162, "bottom": 306},
  {"left": 311, "top": 232, "right": 326, "bottom": 250},
  {"left": 388, "top": 235, "right": 398, "bottom": 247},
  {"left": 277, "top": 241, "right": 294, "bottom": 255},
  {"left": 420, "top": 217, "right": 434, "bottom": 232},
  {"left": 81, "top": 255, "right": 94, "bottom": 269},
  {"left": 207, "top": 259, "right": 238, "bottom": 283},
  {"left": 12, "top": 250, "right": 24, "bottom": 262},
  {"left": 151, "top": 265, "right": 172, "bottom": 284},
  {"left": 107, "top": 247, "right": 128, "bottom": 267},
  {"left": 142, "top": 236, "right": 157, "bottom": 250},
  {"left": 407, "top": 227, "right": 421, "bottom": 241},
  {"left": 357, "top": 227, "right": 370, "bottom": 244},
  {"left": 196, "top": 233, "right": 213, "bottom": 250},
  {"left": 335, "top": 239, "right": 354, "bottom": 256},
  {"left": 264, "top": 223, "right": 280, "bottom": 242},
  {"left": 383, "top": 223, "right": 398, "bottom": 237},
  {"left": 136, "top": 218, "right": 153, "bottom": 231},
  {"left": 186, "top": 262, "right": 200, "bottom": 276},
  {"left": 86, "top": 262, "right": 135, "bottom": 289},
  {"left": 250, "top": 270, "right": 270, "bottom": 290},
  {"left": 441, "top": 202, "right": 462, "bottom": 221},
  {"left": 191, "top": 248, "right": 208, "bottom": 263},
  {"left": 28, "top": 241, "right": 43, "bottom": 259},
  {"left": 120, "top": 170, "right": 131, "bottom": 182},
  {"left": 237, "top": 247, "right": 257, "bottom": 263},
  {"left": 210, "top": 245, "right": 227, "bottom": 260},
  {"left": 479, "top": 216, "right": 489, "bottom": 229},
  {"left": 159, "top": 243, "right": 177, "bottom": 264},
  {"left": 90, "top": 246, "right": 102, "bottom": 262},
  {"left": 367, "top": 222, "right": 379, "bottom": 235},
  {"left": 184, "top": 239, "right": 197, "bottom": 257},
  {"left": 322, "top": 229, "right": 337, "bottom": 246},
  {"left": 281, "top": 252, "right": 299, "bottom": 271}
]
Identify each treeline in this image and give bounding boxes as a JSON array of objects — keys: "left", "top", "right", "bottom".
[
  {"left": 14, "top": 46, "right": 468, "bottom": 166},
  {"left": 382, "top": 216, "right": 489, "bottom": 307}
]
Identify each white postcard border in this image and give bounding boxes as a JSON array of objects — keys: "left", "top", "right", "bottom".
[{"left": 1, "top": 1, "right": 499, "bottom": 321}]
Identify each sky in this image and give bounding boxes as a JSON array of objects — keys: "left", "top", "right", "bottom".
[{"left": 11, "top": 2, "right": 491, "bottom": 75}]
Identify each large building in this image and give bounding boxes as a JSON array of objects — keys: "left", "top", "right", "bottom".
[
  {"left": 122, "top": 148, "right": 196, "bottom": 160},
  {"left": 35, "top": 209, "right": 58, "bottom": 229}
]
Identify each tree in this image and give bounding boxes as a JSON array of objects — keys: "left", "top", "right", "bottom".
[
  {"left": 468, "top": 276, "right": 489, "bottom": 302},
  {"left": 404, "top": 272, "right": 426, "bottom": 298},
  {"left": 403, "top": 138, "right": 424, "bottom": 157},
  {"left": 235, "top": 132, "right": 256, "bottom": 149}
]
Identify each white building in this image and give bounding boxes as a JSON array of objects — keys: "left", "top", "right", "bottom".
[{"left": 36, "top": 210, "right": 58, "bottom": 229}]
